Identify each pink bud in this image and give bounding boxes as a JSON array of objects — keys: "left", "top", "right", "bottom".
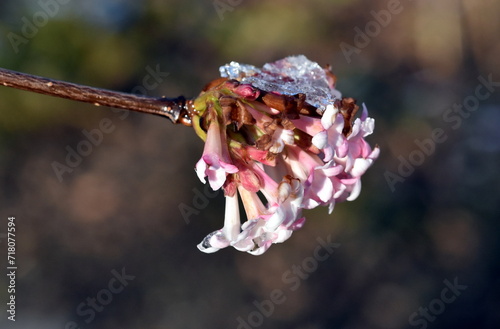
[{"left": 234, "top": 84, "right": 260, "bottom": 100}]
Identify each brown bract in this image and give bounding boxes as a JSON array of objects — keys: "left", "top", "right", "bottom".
[
  {"left": 198, "top": 77, "right": 361, "bottom": 152},
  {"left": 220, "top": 96, "right": 255, "bottom": 129},
  {"left": 323, "top": 64, "right": 337, "bottom": 89},
  {"left": 335, "top": 97, "right": 360, "bottom": 136}
]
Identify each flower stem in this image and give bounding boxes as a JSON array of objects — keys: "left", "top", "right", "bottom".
[{"left": 0, "top": 67, "right": 194, "bottom": 126}]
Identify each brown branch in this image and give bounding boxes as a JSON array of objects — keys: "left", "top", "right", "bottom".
[{"left": 0, "top": 67, "right": 194, "bottom": 126}]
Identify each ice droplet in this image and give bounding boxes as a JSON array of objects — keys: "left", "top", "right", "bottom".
[{"left": 219, "top": 55, "right": 342, "bottom": 111}]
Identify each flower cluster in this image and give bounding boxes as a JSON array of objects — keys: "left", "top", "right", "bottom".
[{"left": 191, "top": 56, "right": 379, "bottom": 255}]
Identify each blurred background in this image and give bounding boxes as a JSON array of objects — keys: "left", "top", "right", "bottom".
[{"left": 0, "top": 0, "right": 499, "bottom": 328}]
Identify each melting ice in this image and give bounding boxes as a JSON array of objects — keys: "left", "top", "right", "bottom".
[{"left": 219, "top": 55, "right": 342, "bottom": 111}]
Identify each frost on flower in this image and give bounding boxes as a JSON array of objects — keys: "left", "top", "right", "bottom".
[{"left": 192, "top": 55, "right": 379, "bottom": 255}]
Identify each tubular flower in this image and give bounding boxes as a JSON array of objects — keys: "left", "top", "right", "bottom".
[
  {"left": 191, "top": 55, "right": 379, "bottom": 255},
  {"left": 195, "top": 115, "right": 238, "bottom": 190}
]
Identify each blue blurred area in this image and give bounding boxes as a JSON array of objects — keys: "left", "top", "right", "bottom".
[
  {"left": 0, "top": 1, "right": 499, "bottom": 328},
  {"left": 69, "top": 0, "right": 143, "bottom": 31}
]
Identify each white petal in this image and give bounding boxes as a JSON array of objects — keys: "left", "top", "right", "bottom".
[
  {"left": 269, "top": 139, "right": 285, "bottom": 154},
  {"left": 265, "top": 208, "right": 285, "bottom": 231},
  {"left": 346, "top": 180, "right": 362, "bottom": 201},
  {"left": 197, "top": 231, "right": 226, "bottom": 253},
  {"left": 312, "top": 131, "right": 328, "bottom": 149},
  {"left": 197, "top": 243, "right": 220, "bottom": 253},
  {"left": 328, "top": 202, "right": 335, "bottom": 214},
  {"left": 350, "top": 158, "right": 372, "bottom": 177},
  {"left": 314, "top": 176, "right": 334, "bottom": 202},
  {"left": 195, "top": 158, "right": 207, "bottom": 183},
  {"left": 223, "top": 194, "right": 241, "bottom": 241},
  {"left": 321, "top": 104, "right": 338, "bottom": 130},
  {"left": 274, "top": 229, "right": 293, "bottom": 243},
  {"left": 281, "top": 130, "right": 295, "bottom": 145},
  {"left": 362, "top": 117, "right": 375, "bottom": 137},
  {"left": 348, "top": 119, "right": 361, "bottom": 139},
  {"left": 232, "top": 238, "right": 255, "bottom": 252}
]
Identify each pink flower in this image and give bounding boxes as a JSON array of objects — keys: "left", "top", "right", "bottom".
[
  {"left": 282, "top": 144, "right": 346, "bottom": 213},
  {"left": 232, "top": 178, "right": 305, "bottom": 255},
  {"left": 335, "top": 104, "right": 379, "bottom": 178},
  {"left": 197, "top": 194, "right": 241, "bottom": 253},
  {"left": 197, "top": 161, "right": 306, "bottom": 254},
  {"left": 310, "top": 104, "right": 348, "bottom": 161},
  {"left": 233, "top": 83, "right": 260, "bottom": 100},
  {"left": 304, "top": 161, "right": 345, "bottom": 212},
  {"left": 269, "top": 127, "right": 295, "bottom": 153},
  {"left": 195, "top": 118, "right": 238, "bottom": 191},
  {"left": 191, "top": 56, "right": 379, "bottom": 255}
]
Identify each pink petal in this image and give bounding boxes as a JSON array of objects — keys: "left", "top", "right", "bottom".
[{"left": 346, "top": 179, "right": 362, "bottom": 201}]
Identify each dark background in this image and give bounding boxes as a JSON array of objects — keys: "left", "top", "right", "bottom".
[{"left": 0, "top": 1, "right": 499, "bottom": 328}]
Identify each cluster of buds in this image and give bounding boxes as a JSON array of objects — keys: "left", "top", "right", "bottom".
[{"left": 191, "top": 58, "right": 379, "bottom": 255}]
